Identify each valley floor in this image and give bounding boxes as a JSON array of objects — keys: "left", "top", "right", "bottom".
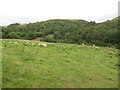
[{"left": 1, "top": 39, "right": 119, "bottom": 88}]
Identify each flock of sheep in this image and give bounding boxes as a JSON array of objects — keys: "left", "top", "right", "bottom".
[
  {"left": 82, "top": 43, "right": 97, "bottom": 47},
  {"left": 2, "top": 41, "right": 48, "bottom": 47},
  {"left": 2, "top": 40, "right": 98, "bottom": 48}
]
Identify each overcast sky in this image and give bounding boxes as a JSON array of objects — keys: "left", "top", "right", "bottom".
[{"left": 0, "top": 0, "right": 119, "bottom": 26}]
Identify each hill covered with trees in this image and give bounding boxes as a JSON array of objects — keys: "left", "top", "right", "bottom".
[{"left": 2, "top": 17, "right": 120, "bottom": 48}]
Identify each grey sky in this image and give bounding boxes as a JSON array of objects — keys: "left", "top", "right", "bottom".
[{"left": 0, "top": 0, "right": 119, "bottom": 26}]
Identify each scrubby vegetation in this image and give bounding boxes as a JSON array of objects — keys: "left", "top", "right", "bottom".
[
  {"left": 2, "top": 17, "right": 120, "bottom": 49},
  {"left": 1, "top": 17, "right": 119, "bottom": 88},
  {"left": 2, "top": 39, "right": 118, "bottom": 88}
]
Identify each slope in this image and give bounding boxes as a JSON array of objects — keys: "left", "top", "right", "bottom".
[{"left": 2, "top": 39, "right": 118, "bottom": 88}]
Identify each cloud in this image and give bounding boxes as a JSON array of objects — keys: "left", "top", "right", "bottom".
[
  {"left": 119, "top": 1, "right": 120, "bottom": 16},
  {"left": 0, "top": 16, "right": 38, "bottom": 26},
  {"left": 0, "top": 0, "right": 119, "bottom": 25}
]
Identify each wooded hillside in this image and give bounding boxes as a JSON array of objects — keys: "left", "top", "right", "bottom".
[{"left": 2, "top": 17, "right": 120, "bottom": 48}]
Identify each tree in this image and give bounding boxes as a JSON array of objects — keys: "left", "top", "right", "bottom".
[
  {"left": 86, "top": 33, "right": 92, "bottom": 41},
  {"left": 53, "top": 31, "right": 62, "bottom": 39},
  {"left": 9, "top": 32, "right": 20, "bottom": 39}
]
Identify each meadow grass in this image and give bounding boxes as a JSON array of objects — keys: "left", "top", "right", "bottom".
[{"left": 1, "top": 39, "right": 118, "bottom": 88}]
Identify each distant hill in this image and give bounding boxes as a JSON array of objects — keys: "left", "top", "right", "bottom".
[{"left": 2, "top": 17, "right": 120, "bottom": 48}]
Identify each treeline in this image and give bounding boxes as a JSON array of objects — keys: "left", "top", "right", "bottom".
[{"left": 2, "top": 18, "right": 120, "bottom": 49}]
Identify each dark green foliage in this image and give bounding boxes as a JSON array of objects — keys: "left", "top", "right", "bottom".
[
  {"left": 2, "top": 17, "right": 119, "bottom": 48},
  {"left": 8, "top": 23, "right": 20, "bottom": 27}
]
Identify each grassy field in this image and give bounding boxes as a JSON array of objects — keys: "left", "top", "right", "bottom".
[{"left": 1, "top": 39, "right": 118, "bottom": 88}]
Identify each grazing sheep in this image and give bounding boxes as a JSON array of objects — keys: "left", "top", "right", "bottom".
[
  {"left": 3, "top": 41, "right": 5, "bottom": 43},
  {"left": 38, "top": 43, "right": 41, "bottom": 46},
  {"left": 9, "top": 42, "right": 11, "bottom": 43},
  {"left": 26, "top": 42, "right": 29, "bottom": 44},
  {"left": 92, "top": 44, "right": 99, "bottom": 49},
  {"left": 38, "top": 43, "right": 47, "bottom": 47},
  {"left": 14, "top": 42, "right": 18, "bottom": 44},
  {"left": 93, "top": 44, "right": 95, "bottom": 47},
  {"left": 82, "top": 43, "right": 84, "bottom": 46},
  {"left": 31, "top": 43, "right": 35, "bottom": 45},
  {"left": 42, "top": 44, "right": 47, "bottom": 47}
]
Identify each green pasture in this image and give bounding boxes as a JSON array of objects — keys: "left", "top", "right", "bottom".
[{"left": 1, "top": 39, "right": 118, "bottom": 88}]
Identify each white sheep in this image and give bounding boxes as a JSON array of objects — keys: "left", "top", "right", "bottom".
[
  {"left": 14, "top": 42, "right": 18, "bottom": 44},
  {"left": 82, "top": 43, "right": 84, "bottom": 46},
  {"left": 42, "top": 44, "right": 47, "bottom": 47},
  {"left": 31, "top": 43, "right": 35, "bottom": 45},
  {"left": 38, "top": 43, "right": 47, "bottom": 47},
  {"left": 26, "top": 42, "right": 29, "bottom": 44},
  {"left": 92, "top": 44, "right": 99, "bottom": 48},
  {"left": 38, "top": 43, "right": 41, "bottom": 46},
  {"left": 93, "top": 44, "right": 95, "bottom": 47},
  {"left": 9, "top": 41, "right": 11, "bottom": 43}
]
